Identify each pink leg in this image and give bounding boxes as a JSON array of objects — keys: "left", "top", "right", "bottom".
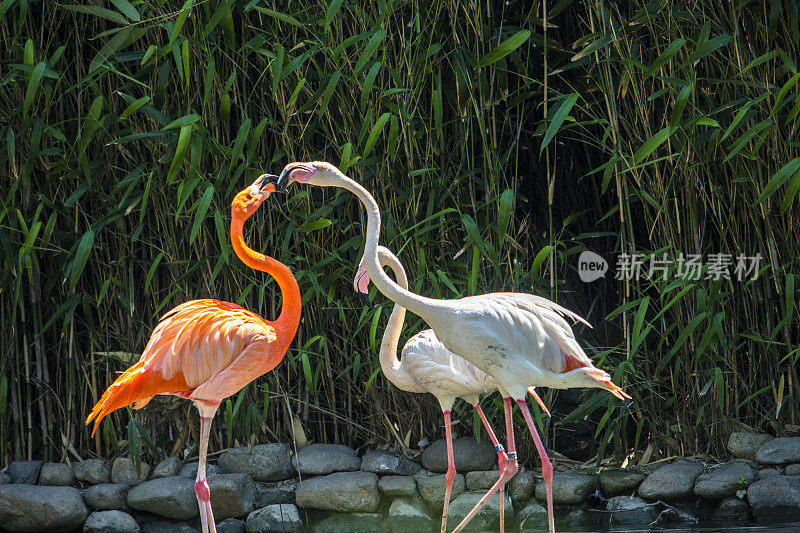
[
  {"left": 518, "top": 399, "right": 554, "bottom": 533},
  {"left": 441, "top": 410, "right": 456, "bottom": 533},
  {"left": 453, "top": 398, "right": 518, "bottom": 532},
  {"left": 475, "top": 404, "right": 507, "bottom": 533},
  {"left": 195, "top": 416, "right": 217, "bottom": 533}
]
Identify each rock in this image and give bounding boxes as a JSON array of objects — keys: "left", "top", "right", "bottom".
[
  {"left": 218, "top": 444, "right": 294, "bottom": 481},
  {"left": 416, "top": 473, "right": 465, "bottom": 510},
  {"left": 292, "top": 444, "right": 360, "bottom": 476},
  {"left": 758, "top": 468, "right": 781, "bottom": 479},
  {"left": 378, "top": 475, "right": 417, "bottom": 497},
  {"left": 465, "top": 470, "right": 501, "bottom": 491},
  {"left": 296, "top": 471, "right": 380, "bottom": 512},
  {"left": 517, "top": 500, "right": 548, "bottom": 529},
  {"left": 127, "top": 476, "right": 198, "bottom": 520},
  {"left": 75, "top": 459, "right": 111, "bottom": 485},
  {"left": 694, "top": 461, "right": 756, "bottom": 499},
  {"left": 39, "top": 463, "right": 75, "bottom": 486},
  {"left": 141, "top": 520, "right": 198, "bottom": 533},
  {"left": 598, "top": 468, "right": 646, "bottom": 496},
  {"left": 509, "top": 468, "right": 535, "bottom": 502},
  {"left": 448, "top": 490, "right": 512, "bottom": 530},
  {"left": 387, "top": 498, "right": 433, "bottom": 532},
  {"left": 255, "top": 479, "right": 297, "bottom": 506},
  {"left": 83, "top": 510, "right": 140, "bottom": 532},
  {"left": 728, "top": 432, "right": 773, "bottom": 461},
  {"left": 716, "top": 496, "right": 751, "bottom": 521},
  {"left": 111, "top": 458, "right": 151, "bottom": 486},
  {"left": 0, "top": 473, "right": 10, "bottom": 485},
  {"left": 606, "top": 495, "right": 658, "bottom": 525},
  {"left": 151, "top": 457, "right": 182, "bottom": 479},
  {"left": 8, "top": 460, "right": 42, "bottom": 484},
  {"left": 637, "top": 461, "right": 704, "bottom": 501},
  {"left": 421, "top": 437, "right": 495, "bottom": 473},
  {"left": 747, "top": 475, "right": 800, "bottom": 520},
  {"left": 217, "top": 518, "right": 246, "bottom": 533},
  {"left": 209, "top": 473, "right": 255, "bottom": 520},
  {"left": 755, "top": 437, "right": 800, "bottom": 465},
  {"left": 0, "top": 484, "right": 88, "bottom": 531},
  {"left": 312, "top": 512, "right": 383, "bottom": 533},
  {"left": 786, "top": 464, "right": 800, "bottom": 476},
  {"left": 180, "top": 462, "right": 222, "bottom": 479},
  {"left": 535, "top": 471, "right": 597, "bottom": 505},
  {"left": 245, "top": 503, "right": 302, "bottom": 532},
  {"left": 360, "top": 450, "right": 420, "bottom": 476},
  {"left": 84, "top": 483, "right": 130, "bottom": 511}
]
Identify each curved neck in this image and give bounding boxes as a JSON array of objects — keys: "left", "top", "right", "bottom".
[
  {"left": 230, "top": 215, "right": 301, "bottom": 339},
  {"left": 377, "top": 251, "right": 418, "bottom": 392}
]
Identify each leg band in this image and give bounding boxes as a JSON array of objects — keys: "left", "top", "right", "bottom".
[
  {"left": 494, "top": 444, "right": 505, "bottom": 453},
  {"left": 507, "top": 451, "right": 518, "bottom": 461}
]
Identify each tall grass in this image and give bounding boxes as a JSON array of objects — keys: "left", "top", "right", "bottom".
[{"left": 0, "top": 1, "right": 797, "bottom": 467}]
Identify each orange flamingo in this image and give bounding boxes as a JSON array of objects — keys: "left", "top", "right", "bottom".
[{"left": 86, "top": 175, "right": 300, "bottom": 533}]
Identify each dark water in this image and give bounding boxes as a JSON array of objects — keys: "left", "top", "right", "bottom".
[{"left": 515, "top": 525, "right": 800, "bottom": 532}]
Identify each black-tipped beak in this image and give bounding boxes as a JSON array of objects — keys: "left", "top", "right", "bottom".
[
  {"left": 276, "top": 165, "right": 300, "bottom": 193},
  {"left": 358, "top": 291, "right": 373, "bottom": 309},
  {"left": 257, "top": 173, "right": 280, "bottom": 192}
]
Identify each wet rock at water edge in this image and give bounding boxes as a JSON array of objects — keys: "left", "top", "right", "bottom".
[
  {"left": 255, "top": 479, "right": 297, "bottom": 506},
  {"left": 535, "top": 470, "right": 597, "bottom": 505},
  {"left": 216, "top": 518, "right": 245, "bottom": 533},
  {"left": 209, "top": 473, "right": 255, "bottom": 520},
  {"left": 75, "top": 459, "right": 111, "bottom": 485},
  {"left": 39, "top": 462, "right": 75, "bottom": 486},
  {"left": 448, "top": 490, "right": 513, "bottom": 531},
  {"left": 606, "top": 495, "right": 659, "bottom": 525},
  {"left": 83, "top": 510, "right": 141, "bottom": 533},
  {"left": 360, "top": 450, "right": 421, "bottom": 476},
  {"left": 7, "top": 460, "right": 42, "bottom": 484},
  {"left": 112, "top": 458, "right": 151, "bottom": 486},
  {"left": 0, "top": 484, "right": 88, "bottom": 531},
  {"left": 747, "top": 475, "right": 800, "bottom": 520},
  {"left": 728, "top": 432, "right": 773, "bottom": 461},
  {"left": 312, "top": 512, "right": 384, "bottom": 533},
  {"left": 292, "top": 443, "right": 361, "bottom": 476},
  {"left": 180, "top": 461, "right": 222, "bottom": 479},
  {"left": 598, "top": 467, "right": 645, "bottom": 496},
  {"left": 296, "top": 471, "right": 380, "bottom": 513},
  {"left": 387, "top": 498, "right": 433, "bottom": 532},
  {"left": 755, "top": 437, "right": 800, "bottom": 465},
  {"left": 151, "top": 457, "right": 182, "bottom": 479},
  {"left": 715, "top": 496, "right": 751, "bottom": 521},
  {"left": 637, "top": 461, "right": 704, "bottom": 501},
  {"left": 509, "top": 468, "right": 536, "bottom": 502},
  {"left": 416, "top": 473, "right": 465, "bottom": 510},
  {"left": 378, "top": 475, "right": 417, "bottom": 497},
  {"left": 758, "top": 467, "right": 781, "bottom": 479},
  {"left": 517, "top": 500, "right": 548, "bottom": 529},
  {"left": 421, "top": 437, "right": 496, "bottom": 473},
  {"left": 141, "top": 520, "right": 198, "bottom": 533},
  {"left": 245, "top": 503, "right": 302, "bottom": 532},
  {"left": 465, "top": 470, "right": 501, "bottom": 491},
  {"left": 127, "top": 475, "right": 198, "bottom": 520},
  {"left": 694, "top": 461, "right": 756, "bottom": 499},
  {"left": 84, "top": 483, "right": 130, "bottom": 511},
  {"left": 786, "top": 464, "right": 800, "bottom": 476},
  {"left": 218, "top": 444, "right": 294, "bottom": 481}
]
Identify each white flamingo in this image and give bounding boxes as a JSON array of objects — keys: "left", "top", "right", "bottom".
[
  {"left": 277, "top": 161, "right": 631, "bottom": 533},
  {"left": 356, "top": 245, "right": 551, "bottom": 533}
]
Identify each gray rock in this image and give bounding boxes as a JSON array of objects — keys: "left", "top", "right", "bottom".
[
  {"left": 716, "top": 496, "right": 751, "bottom": 521},
  {"left": 217, "top": 518, "right": 246, "bottom": 533},
  {"left": 111, "top": 458, "right": 151, "bottom": 486},
  {"left": 416, "top": 473, "right": 465, "bottom": 510},
  {"left": 127, "top": 476, "right": 198, "bottom": 520},
  {"left": 209, "top": 473, "right": 255, "bottom": 520},
  {"left": 758, "top": 468, "right": 781, "bottom": 479},
  {"left": 83, "top": 510, "right": 140, "bottom": 533},
  {"left": 218, "top": 444, "right": 294, "bottom": 481},
  {"left": 517, "top": 500, "right": 548, "bottom": 529},
  {"left": 8, "top": 460, "right": 42, "bottom": 484},
  {"left": 607, "top": 495, "right": 659, "bottom": 525},
  {"left": 465, "top": 470, "right": 501, "bottom": 491},
  {"left": 141, "top": 520, "right": 198, "bottom": 533},
  {"left": 0, "top": 472, "right": 9, "bottom": 484},
  {"left": 535, "top": 471, "right": 597, "bottom": 505},
  {"left": 75, "top": 459, "right": 111, "bottom": 485},
  {"left": 755, "top": 437, "right": 800, "bottom": 465},
  {"left": 0, "top": 484, "right": 88, "bottom": 531},
  {"left": 39, "top": 462, "right": 75, "bottom": 486},
  {"left": 421, "top": 437, "right": 495, "bottom": 473},
  {"left": 292, "top": 444, "right": 360, "bottom": 476},
  {"left": 245, "top": 503, "right": 302, "bottom": 532},
  {"left": 387, "top": 498, "right": 433, "bottom": 532},
  {"left": 598, "top": 468, "right": 646, "bottom": 495},
  {"left": 180, "top": 462, "right": 222, "bottom": 479},
  {"left": 296, "top": 471, "right": 380, "bottom": 512},
  {"left": 728, "top": 432, "right": 773, "bottom": 461},
  {"left": 637, "top": 461, "right": 704, "bottom": 501},
  {"left": 378, "top": 475, "right": 417, "bottom": 497},
  {"left": 694, "top": 461, "right": 756, "bottom": 499},
  {"left": 747, "top": 475, "right": 800, "bottom": 520},
  {"left": 151, "top": 457, "right": 182, "bottom": 479},
  {"left": 312, "top": 512, "right": 383, "bottom": 533},
  {"left": 360, "top": 450, "right": 420, "bottom": 476},
  {"left": 448, "top": 490, "right": 512, "bottom": 531},
  {"left": 509, "top": 468, "right": 535, "bottom": 502},
  {"left": 84, "top": 483, "right": 130, "bottom": 511},
  {"left": 255, "top": 479, "right": 297, "bottom": 506},
  {"left": 786, "top": 464, "right": 800, "bottom": 476}
]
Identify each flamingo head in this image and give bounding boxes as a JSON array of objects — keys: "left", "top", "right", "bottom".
[
  {"left": 232, "top": 174, "right": 278, "bottom": 216},
  {"left": 276, "top": 161, "right": 345, "bottom": 191}
]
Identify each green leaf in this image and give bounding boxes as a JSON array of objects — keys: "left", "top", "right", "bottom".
[
  {"left": 22, "top": 62, "right": 45, "bottom": 119},
  {"left": 756, "top": 157, "right": 800, "bottom": 204},
  {"left": 354, "top": 30, "right": 385, "bottom": 76},
  {"left": 479, "top": 29, "right": 531, "bottom": 67},
  {"left": 325, "top": 0, "right": 343, "bottom": 28},
  {"left": 190, "top": 186, "right": 214, "bottom": 244},
  {"left": 682, "top": 34, "right": 732, "bottom": 67},
  {"left": 670, "top": 85, "right": 692, "bottom": 128},
  {"left": 296, "top": 219, "right": 332, "bottom": 232},
  {"left": 646, "top": 38, "right": 685, "bottom": 77},
  {"left": 61, "top": 4, "right": 127, "bottom": 25},
  {"left": 167, "top": 125, "right": 192, "bottom": 183},
  {"left": 89, "top": 27, "right": 131, "bottom": 73},
  {"left": 497, "top": 189, "right": 514, "bottom": 248},
  {"left": 119, "top": 96, "right": 150, "bottom": 120},
  {"left": 251, "top": 6, "right": 303, "bottom": 27},
  {"left": 461, "top": 214, "right": 484, "bottom": 254},
  {"left": 110, "top": 0, "right": 140, "bottom": 21},
  {"left": 633, "top": 126, "right": 672, "bottom": 164},
  {"left": 68, "top": 229, "right": 95, "bottom": 293},
  {"left": 541, "top": 93, "right": 579, "bottom": 153},
  {"left": 362, "top": 112, "right": 392, "bottom": 158}
]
